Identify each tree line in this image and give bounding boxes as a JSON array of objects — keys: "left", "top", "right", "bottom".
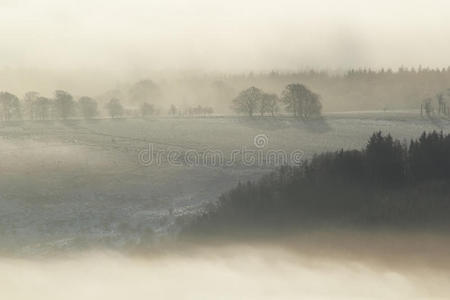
[
  {"left": 0, "top": 90, "right": 162, "bottom": 121},
  {"left": 217, "top": 67, "right": 450, "bottom": 112},
  {"left": 167, "top": 104, "right": 214, "bottom": 117},
  {"left": 1, "top": 83, "right": 323, "bottom": 121},
  {"left": 232, "top": 84, "right": 322, "bottom": 119},
  {"left": 186, "top": 131, "right": 450, "bottom": 236}
]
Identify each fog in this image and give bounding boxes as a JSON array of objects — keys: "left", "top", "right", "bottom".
[
  {"left": 2, "top": 1, "right": 450, "bottom": 298},
  {"left": 1, "top": 0, "right": 450, "bottom": 72},
  {"left": 2, "top": 0, "right": 450, "bottom": 107},
  {"left": 1, "top": 235, "right": 450, "bottom": 300}
]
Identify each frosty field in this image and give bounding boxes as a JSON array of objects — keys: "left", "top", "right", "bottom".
[{"left": 0, "top": 111, "right": 449, "bottom": 254}]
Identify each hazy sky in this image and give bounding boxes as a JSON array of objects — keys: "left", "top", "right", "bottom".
[{"left": 1, "top": 0, "right": 450, "bottom": 71}]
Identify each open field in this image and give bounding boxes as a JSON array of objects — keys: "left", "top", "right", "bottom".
[{"left": 0, "top": 111, "right": 449, "bottom": 254}]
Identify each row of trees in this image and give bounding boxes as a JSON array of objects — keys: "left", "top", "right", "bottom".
[
  {"left": 168, "top": 104, "right": 214, "bottom": 116},
  {"left": 0, "top": 90, "right": 164, "bottom": 121},
  {"left": 232, "top": 84, "right": 322, "bottom": 119},
  {"left": 187, "top": 131, "right": 450, "bottom": 234},
  {"left": 0, "top": 90, "right": 99, "bottom": 121}
]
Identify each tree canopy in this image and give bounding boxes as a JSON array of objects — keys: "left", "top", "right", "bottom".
[
  {"left": 232, "top": 86, "right": 263, "bottom": 117},
  {"left": 0, "top": 92, "right": 21, "bottom": 121},
  {"left": 281, "top": 83, "right": 322, "bottom": 120},
  {"left": 186, "top": 131, "right": 450, "bottom": 235},
  {"left": 54, "top": 90, "right": 75, "bottom": 120}
]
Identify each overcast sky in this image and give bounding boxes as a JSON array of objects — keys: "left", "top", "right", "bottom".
[{"left": 1, "top": 0, "right": 450, "bottom": 71}]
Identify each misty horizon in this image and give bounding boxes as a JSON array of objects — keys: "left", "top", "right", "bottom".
[
  {"left": 1, "top": 0, "right": 450, "bottom": 71},
  {"left": 2, "top": 1, "right": 450, "bottom": 299}
]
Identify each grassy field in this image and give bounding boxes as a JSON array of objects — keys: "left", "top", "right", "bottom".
[{"left": 0, "top": 111, "right": 449, "bottom": 254}]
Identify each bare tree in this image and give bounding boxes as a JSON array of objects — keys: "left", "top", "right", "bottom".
[
  {"left": 0, "top": 92, "right": 21, "bottom": 121},
  {"left": 261, "top": 93, "right": 279, "bottom": 117},
  {"left": 232, "top": 87, "right": 263, "bottom": 117},
  {"left": 23, "top": 91, "right": 39, "bottom": 120},
  {"left": 54, "top": 90, "right": 75, "bottom": 120},
  {"left": 282, "top": 84, "right": 322, "bottom": 120},
  {"left": 34, "top": 97, "right": 52, "bottom": 120}
]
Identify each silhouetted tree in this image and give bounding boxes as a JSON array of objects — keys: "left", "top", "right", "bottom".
[
  {"left": 282, "top": 84, "right": 322, "bottom": 120},
  {"left": 261, "top": 93, "right": 279, "bottom": 117},
  {"left": 23, "top": 91, "right": 39, "bottom": 120},
  {"left": 53, "top": 90, "right": 75, "bottom": 120},
  {"left": 409, "top": 131, "right": 450, "bottom": 181},
  {"left": 34, "top": 97, "right": 52, "bottom": 120},
  {"left": 365, "top": 132, "right": 406, "bottom": 186},
  {"left": 0, "top": 92, "right": 21, "bottom": 121},
  {"left": 232, "top": 87, "right": 263, "bottom": 117}
]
